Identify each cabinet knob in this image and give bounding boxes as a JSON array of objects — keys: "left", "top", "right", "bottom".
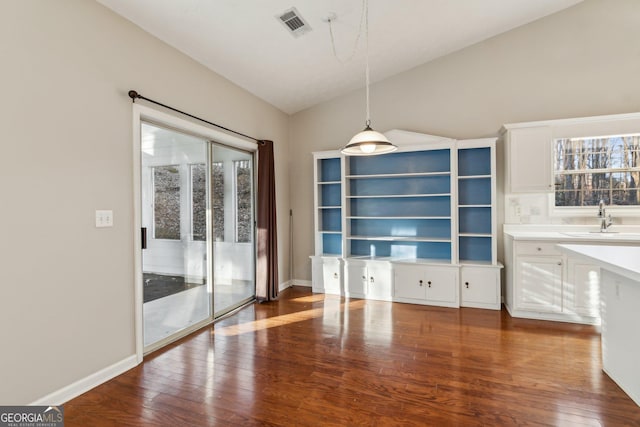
[
  {"left": 362, "top": 275, "right": 366, "bottom": 280},
  {"left": 419, "top": 280, "right": 423, "bottom": 287},
  {"left": 333, "top": 272, "right": 338, "bottom": 279},
  {"left": 465, "top": 282, "right": 469, "bottom": 288},
  {"left": 370, "top": 277, "right": 374, "bottom": 283},
  {"left": 557, "top": 262, "right": 562, "bottom": 266},
  {"left": 428, "top": 281, "right": 432, "bottom": 288},
  {"left": 537, "top": 247, "right": 542, "bottom": 251}
]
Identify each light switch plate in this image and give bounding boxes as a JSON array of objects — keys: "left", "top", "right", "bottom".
[{"left": 95, "top": 210, "right": 113, "bottom": 228}]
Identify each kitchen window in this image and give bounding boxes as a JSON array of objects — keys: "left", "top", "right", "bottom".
[{"left": 554, "top": 134, "right": 640, "bottom": 207}]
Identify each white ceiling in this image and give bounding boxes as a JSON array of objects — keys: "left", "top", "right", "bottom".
[{"left": 97, "top": 0, "right": 582, "bottom": 114}]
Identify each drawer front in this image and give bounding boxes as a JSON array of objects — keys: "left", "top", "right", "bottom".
[{"left": 515, "top": 241, "right": 562, "bottom": 256}]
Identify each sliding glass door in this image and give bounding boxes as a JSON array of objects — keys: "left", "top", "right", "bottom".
[
  {"left": 211, "top": 144, "right": 255, "bottom": 316},
  {"left": 140, "top": 122, "right": 255, "bottom": 350}
]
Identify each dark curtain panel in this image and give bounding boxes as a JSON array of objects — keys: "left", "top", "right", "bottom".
[{"left": 256, "top": 140, "right": 278, "bottom": 302}]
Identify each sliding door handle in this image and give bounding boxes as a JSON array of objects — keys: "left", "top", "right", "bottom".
[{"left": 141, "top": 227, "right": 147, "bottom": 250}]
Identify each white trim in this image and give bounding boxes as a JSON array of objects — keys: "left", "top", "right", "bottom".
[
  {"left": 278, "top": 279, "right": 313, "bottom": 291},
  {"left": 502, "top": 111, "right": 640, "bottom": 133},
  {"left": 133, "top": 103, "right": 258, "bottom": 362},
  {"left": 135, "top": 104, "right": 258, "bottom": 152},
  {"left": 30, "top": 355, "right": 138, "bottom": 405},
  {"left": 279, "top": 280, "right": 293, "bottom": 291},
  {"left": 133, "top": 108, "right": 144, "bottom": 363},
  {"left": 292, "top": 279, "right": 313, "bottom": 287}
]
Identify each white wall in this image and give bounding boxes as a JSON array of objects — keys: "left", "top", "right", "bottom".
[
  {"left": 0, "top": 0, "right": 289, "bottom": 404},
  {"left": 289, "top": 0, "right": 640, "bottom": 281}
]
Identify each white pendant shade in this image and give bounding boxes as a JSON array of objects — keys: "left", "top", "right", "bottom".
[
  {"left": 341, "top": 126, "right": 397, "bottom": 156},
  {"left": 338, "top": 0, "right": 397, "bottom": 156}
]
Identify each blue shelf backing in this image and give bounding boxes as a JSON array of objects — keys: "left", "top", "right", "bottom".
[
  {"left": 459, "top": 207, "right": 491, "bottom": 234},
  {"left": 351, "top": 218, "right": 451, "bottom": 239},
  {"left": 322, "top": 233, "right": 342, "bottom": 255},
  {"left": 459, "top": 236, "right": 492, "bottom": 262},
  {"left": 350, "top": 175, "right": 450, "bottom": 196},
  {"left": 320, "top": 158, "right": 341, "bottom": 182},
  {"left": 350, "top": 196, "right": 450, "bottom": 217},
  {"left": 321, "top": 209, "right": 342, "bottom": 232},
  {"left": 458, "top": 178, "right": 491, "bottom": 205},
  {"left": 458, "top": 148, "right": 490, "bottom": 176},
  {"left": 321, "top": 183, "right": 341, "bottom": 206},
  {"left": 350, "top": 150, "right": 450, "bottom": 175},
  {"left": 350, "top": 240, "right": 451, "bottom": 260}
]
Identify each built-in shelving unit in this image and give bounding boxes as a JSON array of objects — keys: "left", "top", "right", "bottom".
[
  {"left": 311, "top": 132, "right": 502, "bottom": 309},
  {"left": 345, "top": 149, "right": 454, "bottom": 261},
  {"left": 457, "top": 140, "right": 496, "bottom": 264},
  {"left": 314, "top": 154, "right": 343, "bottom": 256}
]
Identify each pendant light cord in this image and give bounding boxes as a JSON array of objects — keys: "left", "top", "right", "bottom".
[
  {"left": 326, "top": 0, "right": 371, "bottom": 127},
  {"left": 364, "top": 0, "right": 370, "bottom": 126},
  {"left": 327, "top": 0, "right": 366, "bottom": 64}
]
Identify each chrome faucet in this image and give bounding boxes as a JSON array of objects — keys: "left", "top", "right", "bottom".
[{"left": 597, "top": 200, "right": 613, "bottom": 232}]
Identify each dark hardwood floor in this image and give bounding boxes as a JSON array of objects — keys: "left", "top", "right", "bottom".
[{"left": 65, "top": 286, "right": 640, "bottom": 426}]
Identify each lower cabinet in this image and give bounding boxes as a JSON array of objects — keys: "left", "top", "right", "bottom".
[
  {"left": 460, "top": 265, "right": 502, "bottom": 310},
  {"left": 310, "top": 256, "right": 343, "bottom": 295},
  {"left": 515, "top": 255, "right": 563, "bottom": 313},
  {"left": 504, "top": 236, "right": 601, "bottom": 324},
  {"left": 393, "top": 264, "right": 459, "bottom": 308},
  {"left": 344, "top": 259, "right": 392, "bottom": 301},
  {"left": 317, "top": 258, "right": 502, "bottom": 311},
  {"left": 564, "top": 258, "right": 600, "bottom": 317}
]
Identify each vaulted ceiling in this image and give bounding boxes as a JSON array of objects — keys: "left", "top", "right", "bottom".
[{"left": 97, "top": 0, "right": 583, "bottom": 114}]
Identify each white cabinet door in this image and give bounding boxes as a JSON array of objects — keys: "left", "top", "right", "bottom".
[
  {"left": 564, "top": 258, "right": 600, "bottom": 317},
  {"left": 311, "top": 256, "right": 325, "bottom": 293},
  {"left": 366, "top": 263, "right": 392, "bottom": 301},
  {"left": 461, "top": 266, "right": 500, "bottom": 309},
  {"left": 322, "top": 259, "right": 342, "bottom": 295},
  {"left": 424, "top": 267, "right": 458, "bottom": 304},
  {"left": 346, "top": 264, "right": 367, "bottom": 298},
  {"left": 515, "top": 256, "right": 563, "bottom": 313},
  {"left": 507, "top": 127, "right": 553, "bottom": 193},
  {"left": 394, "top": 265, "right": 427, "bottom": 300}
]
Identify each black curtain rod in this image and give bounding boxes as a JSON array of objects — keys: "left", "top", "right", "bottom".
[{"left": 128, "top": 90, "right": 262, "bottom": 144}]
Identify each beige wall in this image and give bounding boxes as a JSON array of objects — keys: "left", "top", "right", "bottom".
[
  {"left": 0, "top": 0, "right": 289, "bottom": 404},
  {"left": 290, "top": 0, "right": 640, "bottom": 281}
]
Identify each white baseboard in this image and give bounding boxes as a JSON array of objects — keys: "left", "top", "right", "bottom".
[
  {"left": 279, "top": 280, "right": 293, "bottom": 291},
  {"left": 278, "top": 280, "right": 312, "bottom": 291},
  {"left": 30, "top": 354, "right": 139, "bottom": 405},
  {"left": 293, "top": 280, "right": 312, "bottom": 287}
]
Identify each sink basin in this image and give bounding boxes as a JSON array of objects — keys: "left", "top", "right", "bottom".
[{"left": 560, "top": 231, "right": 638, "bottom": 238}]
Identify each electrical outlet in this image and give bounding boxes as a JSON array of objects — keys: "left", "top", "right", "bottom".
[
  {"left": 95, "top": 210, "right": 113, "bottom": 228},
  {"left": 514, "top": 205, "right": 522, "bottom": 216}
]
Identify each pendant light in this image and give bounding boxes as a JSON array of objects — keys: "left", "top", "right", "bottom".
[{"left": 341, "top": 0, "right": 397, "bottom": 156}]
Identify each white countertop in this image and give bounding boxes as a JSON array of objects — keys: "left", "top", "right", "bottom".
[
  {"left": 558, "top": 244, "right": 640, "bottom": 282},
  {"left": 504, "top": 229, "right": 640, "bottom": 243}
]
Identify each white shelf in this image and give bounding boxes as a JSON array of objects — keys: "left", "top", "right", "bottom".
[
  {"left": 460, "top": 260, "right": 504, "bottom": 267},
  {"left": 347, "top": 216, "right": 451, "bottom": 220},
  {"left": 459, "top": 233, "right": 492, "bottom": 238},
  {"left": 318, "top": 181, "right": 341, "bottom": 185},
  {"left": 318, "top": 206, "right": 341, "bottom": 209},
  {"left": 346, "top": 256, "right": 454, "bottom": 265},
  {"left": 346, "top": 171, "right": 450, "bottom": 179},
  {"left": 459, "top": 204, "right": 491, "bottom": 208},
  {"left": 348, "top": 235, "right": 451, "bottom": 242},
  {"left": 458, "top": 174, "right": 491, "bottom": 180},
  {"left": 348, "top": 193, "right": 450, "bottom": 199},
  {"left": 392, "top": 258, "right": 459, "bottom": 266},
  {"left": 319, "top": 231, "right": 342, "bottom": 234}
]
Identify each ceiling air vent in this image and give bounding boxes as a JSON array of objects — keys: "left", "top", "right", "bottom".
[{"left": 277, "top": 7, "right": 311, "bottom": 37}]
